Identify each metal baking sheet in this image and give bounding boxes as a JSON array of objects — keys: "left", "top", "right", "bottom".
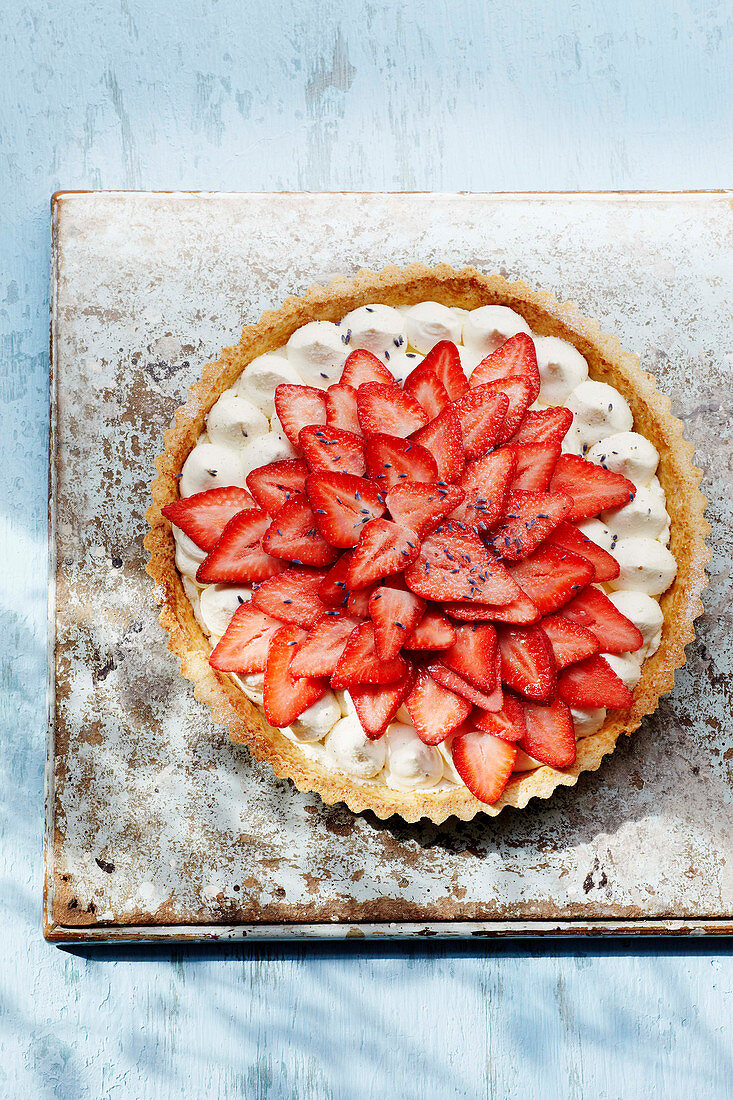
[{"left": 45, "top": 191, "right": 732, "bottom": 942}]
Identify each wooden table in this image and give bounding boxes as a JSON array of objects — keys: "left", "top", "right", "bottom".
[{"left": 3, "top": 1, "right": 733, "bottom": 1097}]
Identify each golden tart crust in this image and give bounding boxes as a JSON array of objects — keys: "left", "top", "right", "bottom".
[{"left": 145, "top": 265, "right": 710, "bottom": 823}]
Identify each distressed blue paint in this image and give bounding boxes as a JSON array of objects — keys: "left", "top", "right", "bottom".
[{"left": 1, "top": 0, "right": 733, "bottom": 1097}]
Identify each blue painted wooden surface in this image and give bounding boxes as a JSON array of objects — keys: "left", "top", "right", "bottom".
[{"left": 2, "top": 1, "right": 732, "bottom": 1096}]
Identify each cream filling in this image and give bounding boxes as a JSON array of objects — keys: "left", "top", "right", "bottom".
[{"left": 175, "top": 303, "right": 675, "bottom": 790}]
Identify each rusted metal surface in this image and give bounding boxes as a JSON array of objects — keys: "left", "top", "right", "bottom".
[{"left": 46, "top": 191, "right": 732, "bottom": 941}]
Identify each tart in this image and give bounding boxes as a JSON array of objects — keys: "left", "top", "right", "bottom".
[{"left": 145, "top": 265, "right": 709, "bottom": 823}]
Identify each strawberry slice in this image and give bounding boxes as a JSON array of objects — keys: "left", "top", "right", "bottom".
[
  {"left": 508, "top": 544, "right": 594, "bottom": 615},
  {"left": 347, "top": 584, "right": 377, "bottom": 618},
  {"left": 274, "top": 384, "right": 327, "bottom": 447},
  {"left": 368, "top": 586, "right": 425, "bottom": 660},
  {"left": 162, "top": 486, "right": 255, "bottom": 552},
  {"left": 341, "top": 348, "right": 395, "bottom": 388},
  {"left": 263, "top": 625, "right": 328, "bottom": 727},
  {"left": 263, "top": 498, "right": 339, "bottom": 566},
  {"left": 540, "top": 614, "right": 600, "bottom": 669},
  {"left": 385, "top": 481, "right": 465, "bottom": 539},
  {"left": 357, "top": 382, "right": 429, "bottom": 438},
  {"left": 509, "top": 406, "right": 573, "bottom": 445},
  {"left": 411, "top": 408, "right": 465, "bottom": 482},
  {"left": 428, "top": 662, "right": 503, "bottom": 711},
  {"left": 560, "top": 585, "right": 643, "bottom": 654},
  {"left": 405, "top": 670, "right": 472, "bottom": 745},
  {"left": 450, "top": 386, "right": 509, "bottom": 460},
  {"left": 325, "top": 383, "right": 361, "bottom": 435},
  {"left": 196, "top": 510, "right": 286, "bottom": 584},
  {"left": 474, "top": 693, "right": 528, "bottom": 743},
  {"left": 440, "top": 621, "right": 499, "bottom": 693},
  {"left": 403, "top": 607, "right": 456, "bottom": 650},
  {"left": 472, "top": 377, "right": 533, "bottom": 444},
  {"left": 251, "top": 567, "right": 330, "bottom": 628},
  {"left": 318, "top": 551, "right": 353, "bottom": 607},
  {"left": 289, "top": 613, "right": 362, "bottom": 678},
  {"left": 490, "top": 489, "right": 572, "bottom": 561},
  {"left": 469, "top": 332, "right": 541, "bottom": 403},
  {"left": 330, "top": 621, "right": 408, "bottom": 688},
  {"left": 557, "top": 654, "right": 634, "bottom": 709},
  {"left": 345, "top": 519, "right": 420, "bottom": 590},
  {"left": 364, "top": 433, "right": 439, "bottom": 488},
  {"left": 519, "top": 698, "right": 576, "bottom": 767},
  {"left": 404, "top": 362, "right": 451, "bottom": 419},
  {"left": 497, "top": 623, "right": 556, "bottom": 702},
  {"left": 510, "top": 442, "right": 562, "bottom": 491},
  {"left": 420, "top": 340, "right": 468, "bottom": 400},
  {"left": 451, "top": 448, "right": 516, "bottom": 530},
  {"left": 546, "top": 520, "right": 620, "bottom": 582},
  {"left": 444, "top": 590, "right": 541, "bottom": 624},
  {"left": 549, "top": 454, "right": 635, "bottom": 521},
  {"left": 299, "top": 424, "right": 366, "bottom": 477},
  {"left": 306, "top": 471, "right": 385, "bottom": 548},
  {"left": 451, "top": 730, "right": 518, "bottom": 804},
  {"left": 209, "top": 604, "right": 282, "bottom": 673},
  {"left": 350, "top": 670, "right": 416, "bottom": 739},
  {"left": 246, "top": 459, "right": 308, "bottom": 516},
  {"left": 404, "top": 526, "right": 519, "bottom": 605}
]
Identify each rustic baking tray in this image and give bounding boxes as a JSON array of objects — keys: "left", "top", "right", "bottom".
[{"left": 44, "top": 191, "right": 732, "bottom": 942}]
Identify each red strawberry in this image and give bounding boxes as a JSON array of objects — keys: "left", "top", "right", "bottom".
[
  {"left": 469, "top": 332, "right": 541, "bottom": 403},
  {"left": 263, "top": 625, "right": 328, "bottom": 728},
  {"left": 299, "top": 424, "right": 366, "bottom": 476},
  {"left": 510, "top": 442, "right": 562, "bottom": 491},
  {"left": 306, "top": 471, "right": 385, "bottom": 548},
  {"left": 318, "top": 551, "right": 353, "bottom": 607},
  {"left": 364, "top": 432, "right": 438, "bottom": 488},
  {"left": 341, "top": 348, "right": 395, "bottom": 388},
  {"left": 263, "top": 498, "right": 339, "bottom": 567},
  {"left": 549, "top": 454, "right": 636, "bottom": 521},
  {"left": 385, "top": 481, "right": 465, "bottom": 539},
  {"left": 347, "top": 585, "right": 377, "bottom": 618},
  {"left": 490, "top": 489, "right": 572, "bottom": 561},
  {"left": 246, "top": 459, "right": 308, "bottom": 516},
  {"left": 330, "top": 622, "right": 408, "bottom": 688},
  {"left": 411, "top": 408, "right": 465, "bottom": 482},
  {"left": 546, "top": 520, "right": 620, "bottom": 582},
  {"left": 451, "top": 730, "right": 517, "bottom": 804},
  {"left": 345, "top": 519, "right": 420, "bottom": 590},
  {"left": 519, "top": 698, "right": 576, "bottom": 767},
  {"left": 196, "top": 510, "right": 286, "bottom": 584},
  {"left": 357, "top": 382, "right": 429, "bottom": 438},
  {"left": 451, "top": 447, "right": 516, "bottom": 531},
  {"left": 251, "top": 567, "right": 330, "bottom": 628},
  {"left": 497, "top": 623, "right": 556, "bottom": 702},
  {"left": 509, "top": 406, "right": 573, "bottom": 445},
  {"left": 440, "top": 621, "right": 499, "bottom": 693},
  {"left": 471, "top": 377, "right": 533, "bottom": 444},
  {"left": 405, "top": 670, "right": 472, "bottom": 745},
  {"left": 420, "top": 340, "right": 468, "bottom": 400},
  {"left": 474, "top": 694, "right": 527, "bottom": 743},
  {"left": 444, "top": 590, "right": 541, "bottom": 624},
  {"left": 403, "top": 607, "right": 456, "bottom": 650},
  {"left": 162, "top": 486, "right": 255, "bottom": 552},
  {"left": 404, "top": 362, "right": 450, "bottom": 419},
  {"left": 508, "top": 544, "right": 594, "bottom": 615},
  {"left": 540, "top": 614, "right": 599, "bottom": 669},
  {"left": 369, "top": 586, "right": 425, "bottom": 660},
  {"left": 350, "top": 670, "right": 417, "bottom": 739},
  {"left": 404, "top": 526, "right": 519, "bottom": 605},
  {"left": 274, "top": 384, "right": 327, "bottom": 447},
  {"left": 428, "top": 662, "right": 503, "bottom": 711},
  {"left": 450, "top": 385, "right": 509, "bottom": 460},
  {"left": 209, "top": 604, "right": 282, "bottom": 673},
  {"left": 557, "top": 654, "right": 634, "bottom": 709},
  {"left": 325, "top": 383, "right": 361, "bottom": 435},
  {"left": 560, "top": 585, "right": 643, "bottom": 654},
  {"left": 289, "top": 613, "right": 362, "bottom": 678}
]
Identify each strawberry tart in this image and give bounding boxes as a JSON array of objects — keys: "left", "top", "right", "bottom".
[{"left": 146, "top": 266, "right": 709, "bottom": 822}]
